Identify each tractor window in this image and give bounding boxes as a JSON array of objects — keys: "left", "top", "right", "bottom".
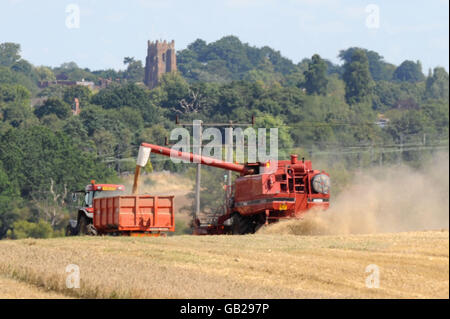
[{"left": 85, "top": 191, "right": 94, "bottom": 207}]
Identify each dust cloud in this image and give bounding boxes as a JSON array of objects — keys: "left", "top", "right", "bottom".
[{"left": 260, "top": 152, "right": 449, "bottom": 235}]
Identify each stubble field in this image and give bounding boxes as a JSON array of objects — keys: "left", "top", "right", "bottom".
[{"left": 0, "top": 230, "right": 448, "bottom": 299}]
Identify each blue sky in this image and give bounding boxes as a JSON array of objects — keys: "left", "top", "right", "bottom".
[{"left": 1, "top": 0, "right": 448, "bottom": 72}]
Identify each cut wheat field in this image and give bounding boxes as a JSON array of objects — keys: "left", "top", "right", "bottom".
[{"left": 0, "top": 230, "right": 448, "bottom": 299}]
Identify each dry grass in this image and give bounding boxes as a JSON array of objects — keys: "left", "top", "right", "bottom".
[
  {"left": 0, "top": 274, "right": 71, "bottom": 299},
  {"left": 0, "top": 230, "right": 448, "bottom": 299}
]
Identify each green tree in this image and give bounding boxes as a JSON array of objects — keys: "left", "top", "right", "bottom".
[
  {"left": 342, "top": 49, "right": 374, "bottom": 105},
  {"left": 0, "top": 163, "right": 22, "bottom": 238},
  {"left": 0, "top": 43, "right": 21, "bottom": 67},
  {"left": 2, "top": 103, "right": 37, "bottom": 128},
  {"left": 393, "top": 60, "right": 425, "bottom": 83},
  {"left": 35, "top": 66, "right": 56, "bottom": 82},
  {"left": 63, "top": 85, "right": 92, "bottom": 106},
  {"left": 0, "top": 84, "right": 30, "bottom": 104},
  {"left": 62, "top": 116, "right": 91, "bottom": 150},
  {"left": 426, "top": 67, "right": 449, "bottom": 101},
  {"left": 11, "top": 59, "right": 34, "bottom": 78},
  {"left": 123, "top": 57, "right": 144, "bottom": 82},
  {"left": 177, "top": 36, "right": 297, "bottom": 83},
  {"left": 303, "top": 54, "right": 328, "bottom": 95},
  {"left": 91, "top": 83, "right": 159, "bottom": 124},
  {"left": 8, "top": 219, "right": 55, "bottom": 239},
  {"left": 0, "top": 126, "right": 115, "bottom": 199},
  {"left": 34, "top": 97, "right": 72, "bottom": 120},
  {"left": 339, "top": 47, "right": 394, "bottom": 81}
]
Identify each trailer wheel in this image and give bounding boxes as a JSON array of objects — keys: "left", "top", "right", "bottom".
[{"left": 86, "top": 223, "right": 98, "bottom": 236}]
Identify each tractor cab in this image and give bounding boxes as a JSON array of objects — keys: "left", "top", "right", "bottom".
[
  {"left": 83, "top": 180, "right": 125, "bottom": 207},
  {"left": 66, "top": 180, "right": 125, "bottom": 236}
]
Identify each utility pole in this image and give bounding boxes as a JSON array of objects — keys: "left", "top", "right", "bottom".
[
  {"left": 399, "top": 134, "right": 403, "bottom": 165},
  {"left": 226, "top": 121, "right": 233, "bottom": 201},
  {"left": 194, "top": 120, "right": 202, "bottom": 218}
]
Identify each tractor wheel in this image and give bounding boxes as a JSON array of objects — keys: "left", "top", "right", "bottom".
[
  {"left": 65, "top": 225, "right": 72, "bottom": 236},
  {"left": 78, "top": 215, "right": 88, "bottom": 235},
  {"left": 65, "top": 220, "right": 78, "bottom": 236}
]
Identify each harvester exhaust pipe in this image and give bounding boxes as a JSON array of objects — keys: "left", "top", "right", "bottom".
[
  {"left": 132, "top": 145, "right": 152, "bottom": 195},
  {"left": 291, "top": 154, "right": 298, "bottom": 164}
]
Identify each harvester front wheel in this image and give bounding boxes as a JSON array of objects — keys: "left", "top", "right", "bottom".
[
  {"left": 231, "top": 213, "right": 253, "bottom": 235},
  {"left": 231, "top": 213, "right": 242, "bottom": 235}
]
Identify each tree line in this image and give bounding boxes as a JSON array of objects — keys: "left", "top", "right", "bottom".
[{"left": 0, "top": 37, "right": 448, "bottom": 238}]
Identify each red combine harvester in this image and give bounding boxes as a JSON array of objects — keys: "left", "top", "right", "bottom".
[
  {"left": 66, "top": 180, "right": 174, "bottom": 236},
  {"left": 138, "top": 143, "right": 331, "bottom": 235}
]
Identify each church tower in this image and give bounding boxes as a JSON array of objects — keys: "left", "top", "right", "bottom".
[{"left": 144, "top": 40, "right": 177, "bottom": 89}]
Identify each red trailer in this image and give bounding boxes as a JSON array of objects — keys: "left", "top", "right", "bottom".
[{"left": 93, "top": 195, "right": 175, "bottom": 236}]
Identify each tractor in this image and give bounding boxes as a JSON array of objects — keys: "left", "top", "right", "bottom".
[{"left": 66, "top": 180, "right": 124, "bottom": 236}]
